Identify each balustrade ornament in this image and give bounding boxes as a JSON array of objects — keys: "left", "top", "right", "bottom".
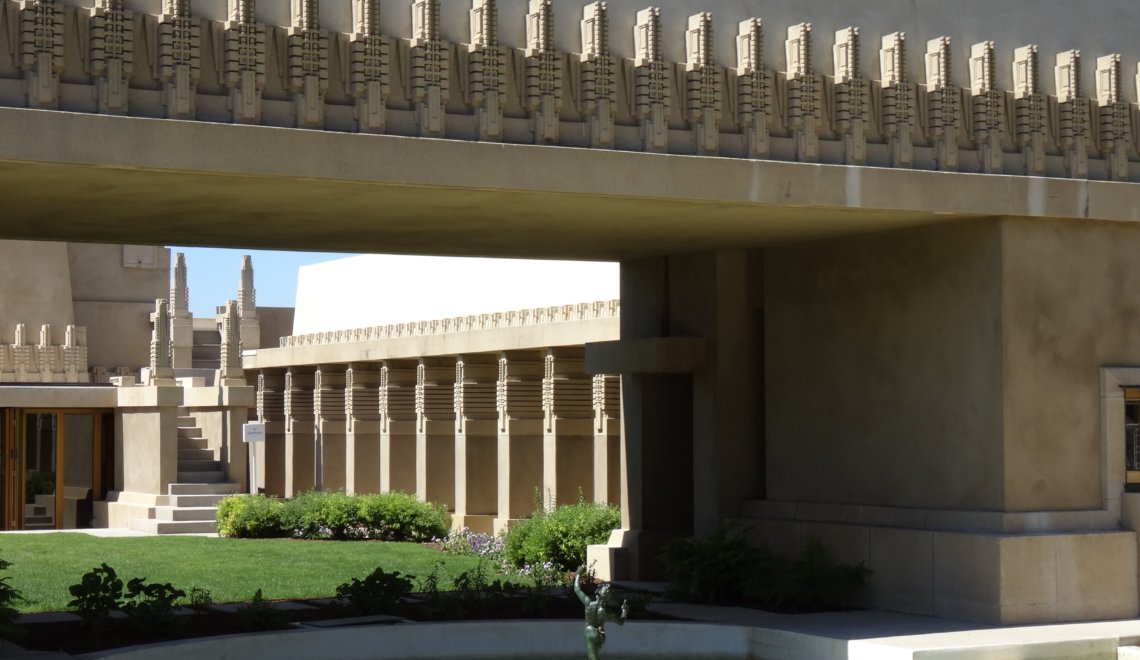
[
  {"left": 1055, "top": 50, "right": 1089, "bottom": 178},
  {"left": 18, "top": 0, "right": 65, "bottom": 108},
  {"left": 287, "top": 0, "right": 329, "bottom": 128},
  {"left": 969, "top": 41, "right": 1004, "bottom": 173},
  {"left": 348, "top": 0, "right": 389, "bottom": 133},
  {"left": 223, "top": 0, "right": 266, "bottom": 123},
  {"left": 468, "top": 0, "right": 507, "bottom": 140},
  {"left": 580, "top": 2, "right": 616, "bottom": 148},
  {"left": 410, "top": 0, "right": 449, "bottom": 137},
  {"left": 1012, "top": 45, "right": 1047, "bottom": 174},
  {"left": 157, "top": 0, "right": 201, "bottom": 118},
  {"left": 634, "top": 7, "right": 669, "bottom": 152},
  {"left": 2, "top": 2, "right": 1135, "bottom": 183},
  {"left": 736, "top": 18, "right": 769, "bottom": 158},
  {"left": 785, "top": 23, "right": 820, "bottom": 162},
  {"left": 833, "top": 27, "right": 866, "bottom": 164},
  {"left": 685, "top": 12, "right": 720, "bottom": 155},
  {"left": 525, "top": 0, "right": 562, "bottom": 144},
  {"left": 879, "top": 32, "right": 913, "bottom": 167},
  {"left": 925, "top": 36, "right": 959, "bottom": 171},
  {"left": 1096, "top": 54, "right": 1131, "bottom": 181},
  {"left": 87, "top": 0, "right": 134, "bottom": 114}
]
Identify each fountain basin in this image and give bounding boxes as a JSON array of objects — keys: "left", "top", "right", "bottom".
[{"left": 79, "top": 620, "right": 784, "bottom": 660}]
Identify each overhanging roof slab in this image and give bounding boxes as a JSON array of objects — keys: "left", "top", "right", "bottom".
[{"left": 0, "top": 108, "right": 1137, "bottom": 260}]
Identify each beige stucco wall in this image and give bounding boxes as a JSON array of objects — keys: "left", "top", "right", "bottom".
[
  {"left": 765, "top": 220, "right": 1005, "bottom": 510},
  {"left": 1000, "top": 217, "right": 1140, "bottom": 511},
  {"left": 68, "top": 243, "right": 170, "bottom": 370},
  {"left": 0, "top": 240, "right": 74, "bottom": 333},
  {"left": 74, "top": 301, "right": 154, "bottom": 369},
  {"left": 258, "top": 307, "right": 295, "bottom": 349},
  {"left": 67, "top": 244, "right": 169, "bottom": 303}
]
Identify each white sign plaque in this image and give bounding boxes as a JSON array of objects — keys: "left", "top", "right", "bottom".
[{"left": 243, "top": 423, "right": 267, "bottom": 443}]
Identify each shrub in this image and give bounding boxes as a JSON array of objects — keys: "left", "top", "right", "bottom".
[
  {"left": 661, "top": 525, "right": 769, "bottom": 604},
  {"left": 336, "top": 568, "right": 414, "bottom": 616},
  {"left": 221, "top": 491, "right": 451, "bottom": 542},
  {"left": 503, "top": 500, "right": 621, "bottom": 573},
  {"left": 68, "top": 564, "right": 123, "bottom": 632},
  {"left": 661, "top": 527, "right": 871, "bottom": 612},
  {"left": 356, "top": 492, "right": 451, "bottom": 542},
  {"left": 216, "top": 494, "right": 287, "bottom": 538},
  {"left": 280, "top": 491, "right": 361, "bottom": 540},
  {"left": 237, "top": 589, "right": 290, "bottom": 631},
  {"left": 120, "top": 577, "right": 186, "bottom": 636},
  {"left": 0, "top": 559, "right": 24, "bottom": 641}
]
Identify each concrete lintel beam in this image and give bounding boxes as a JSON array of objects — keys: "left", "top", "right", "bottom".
[
  {"left": 182, "top": 385, "right": 257, "bottom": 408},
  {"left": 116, "top": 385, "right": 184, "bottom": 408},
  {"left": 584, "top": 337, "right": 706, "bottom": 375}
]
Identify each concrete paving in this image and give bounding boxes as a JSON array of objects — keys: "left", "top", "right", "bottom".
[{"left": 0, "top": 529, "right": 216, "bottom": 538}]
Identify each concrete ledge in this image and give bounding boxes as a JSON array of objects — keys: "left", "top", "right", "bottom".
[
  {"left": 739, "top": 499, "right": 1120, "bottom": 535},
  {"left": 115, "top": 386, "right": 183, "bottom": 408},
  {"left": 0, "top": 385, "right": 117, "bottom": 408},
  {"left": 737, "top": 512, "right": 1138, "bottom": 625},
  {"left": 182, "top": 385, "right": 256, "bottom": 408},
  {"left": 585, "top": 337, "right": 707, "bottom": 374}
]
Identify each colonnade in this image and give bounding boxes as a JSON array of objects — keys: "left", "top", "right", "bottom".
[{"left": 251, "top": 347, "right": 619, "bottom": 534}]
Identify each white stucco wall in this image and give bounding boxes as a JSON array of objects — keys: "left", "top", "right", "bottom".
[{"left": 292, "top": 255, "right": 618, "bottom": 334}]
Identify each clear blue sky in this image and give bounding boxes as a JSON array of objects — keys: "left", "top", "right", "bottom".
[{"left": 169, "top": 247, "right": 357, "bottom": 317}]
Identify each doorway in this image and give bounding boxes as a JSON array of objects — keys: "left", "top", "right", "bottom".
[{"left": 0, "top": 409, "right": 110, "bottom": 530}]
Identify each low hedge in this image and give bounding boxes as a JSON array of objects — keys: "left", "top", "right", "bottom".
[
  {"left": 503, "top": 501, "right": 621, "bottom": 572},
  {"left": 215, "top": 494, "right": 287, "bottom": 539},
  {"left": 216, "top": 492, "right": 450, "bottom": 542}
]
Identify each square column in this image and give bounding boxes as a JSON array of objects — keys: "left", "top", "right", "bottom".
[
  {"left": 494, "top": 350, "right": 545, "bottom": 534},
  {"left": 380, "top": 361, "right": 417, "bottom": 494},
  {"left": 116, "top": 385, "right": 183, "bottom": 495},
  {"left": 592, "top": 373, "right": 621, "bottom": 506},
  {"left": 284, "top": 367, "right": 316, "bottom": 497},
  {"left": 454, "top": 354, "right": 499, "bottom": 534},
  {"left": 314, "top": 365, "right": 347, "bottom": 492},
  {"left": 543, "top": 347, "right": 594, "bottom": 506},
  {"left": 255, "top": 369, "right": 287, "bottom": 496},
  {"left": 345, "top": 363, "right": 381, "bottom": 494},
  {"left": 417, "top": 357, "right": 456, "bottom": 510}
]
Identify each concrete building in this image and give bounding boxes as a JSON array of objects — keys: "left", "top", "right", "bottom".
[
  {"left": 0, "top": 0, "right": 1139, "bottom": 629},
  {"left": 0, "top": 245, "right": 290, "bottom": 533}
]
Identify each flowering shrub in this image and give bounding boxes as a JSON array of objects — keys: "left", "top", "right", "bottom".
[
  {"left": 503, "top": 500, "right": 621, "bottom": 572},
  {"left": 437, "top": 528, "right": 505, "bottom": 561}
]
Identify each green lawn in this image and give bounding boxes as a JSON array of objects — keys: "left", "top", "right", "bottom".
[{"left": 0, "top": 534, "right": 497, "bottom": 613}]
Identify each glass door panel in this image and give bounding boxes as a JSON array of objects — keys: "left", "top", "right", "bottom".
[
  {"left": 63, "top": 414, "right": 96, "bottom": 528},
  {"left": 23, "top": 413, "right": 56, "bottom": 529}
]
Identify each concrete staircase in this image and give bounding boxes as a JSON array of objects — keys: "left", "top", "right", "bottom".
[
  {"left": 127, "top": 410, "right": 240, "bottom": 534},
  {"left": 23, "top": 496, "right": 54, "bottom": 530},
  {"left": 191, "top": 328, "right": 221, "bottom": 369}
]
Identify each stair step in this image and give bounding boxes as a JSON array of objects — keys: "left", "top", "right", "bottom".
[
  {"left": 129, "top": 518, "right": 218, "bottom": 535},
  {"left": 178, "top": 438, "right": 209, "bottom": 450},
  {"left": 177, "top": 427, "right": 202, "bottom": 439},
  {"left": 179, "top": 460, "right": 222, "bottom": 472},
  {"left": 178, "top": 470, "right": 227, "bottom": 483},
  {"left": 176, "top": 416, "right": 197, "bottom": 426},
  {"left": 178, "top": 449, "right": 215, "bottom": 461},
  {"left": 168, "top": 482, "right": 241, "bottom": 496},
  {"left": 169, "top": 493, "right": 232, "bottom": 507},
  {"left": 155, "top": 506, "right": 218, "bottom": 522}
]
